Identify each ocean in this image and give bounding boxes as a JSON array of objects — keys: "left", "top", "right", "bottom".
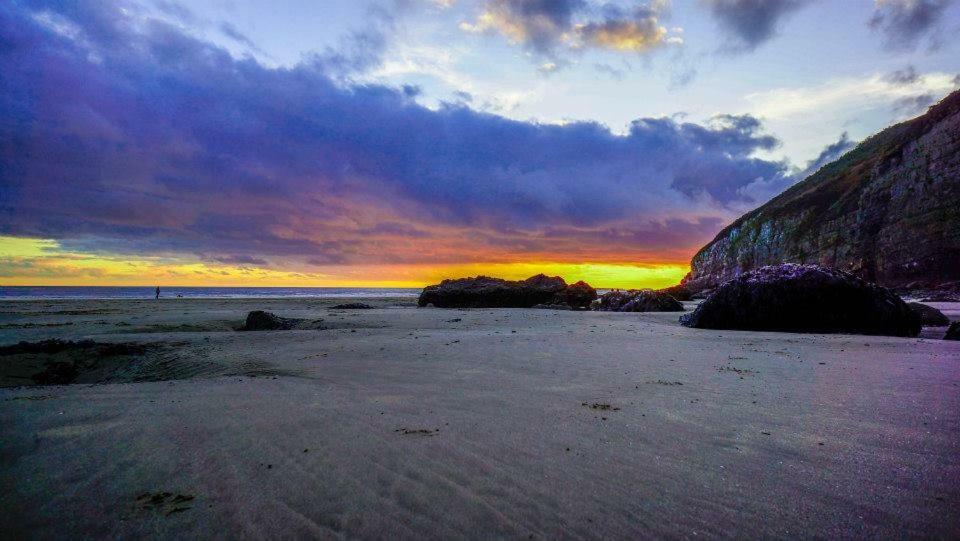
[{"left": 0, "top": 286, "right": 422, "bottom": 300}]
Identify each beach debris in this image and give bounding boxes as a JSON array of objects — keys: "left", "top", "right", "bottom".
[
  {"left": 679, "top": 264, "right": 921, "bottom": 337},
  {"left": 717, "top": 366, "right": 756, "bottom": 376},
  {"left": 394, "top": 427, "right": 439, "bottom": 436},
  {"left": 582, "top": 402, "right": 620, "bottom": 411}
]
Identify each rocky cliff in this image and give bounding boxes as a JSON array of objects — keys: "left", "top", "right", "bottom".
[{"left": 683, "top": 89, "right": 960, "bottom": 292}]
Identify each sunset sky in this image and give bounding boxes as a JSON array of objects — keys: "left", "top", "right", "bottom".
[{"left": 1, "top": 0, "right": 958, "bottom": 288}]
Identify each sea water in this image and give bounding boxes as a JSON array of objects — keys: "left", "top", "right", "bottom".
[{"left": 0, "top": 286, "right": 421, "bottom": 300}]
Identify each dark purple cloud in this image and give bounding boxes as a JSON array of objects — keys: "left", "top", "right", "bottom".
[
  {"left": 796, "top": 132, "right": 857, "bottom": 180},
  {"left": 868, "top": 0, "right": 951, "bottom": 51},
  {"left": 488, "top": 0, "right": 585, "bottom": 55},
  {"left": 0, "top": 0, "right": 803, "bottom": 267},
  {"left": 892, "top": 93, "right": 937, "bottom": 115},
  {"left": 706, "top": 0, "right": 812, "bottom": 52}
]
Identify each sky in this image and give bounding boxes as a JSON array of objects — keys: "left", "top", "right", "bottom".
[{"left": 1, "top": 0, "right": 958, "bottom": 288}]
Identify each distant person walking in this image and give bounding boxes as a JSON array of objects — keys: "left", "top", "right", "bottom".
[{"left": 155, "top": 286, "right": 160, "bottom": 300}]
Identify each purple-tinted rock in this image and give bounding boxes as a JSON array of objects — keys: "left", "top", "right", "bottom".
[
  {"left": 658, "top": 284, "right": 692, "bottom": 301},
  {"left": 679, "top": 264, "right": 921, "bottom": 337},
  {"left": 907, "top": 302, "right": 950, "bottom": 326},
  {"left": 945, "top": 322, "right": 960, "bottom": 340},
  {"left": 594, "top": 289, "right": 684, "bottom": 312}
]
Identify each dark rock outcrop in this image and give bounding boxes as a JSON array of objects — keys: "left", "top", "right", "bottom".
[
  {"left": 658, "top": 284, "right": 692, "bottom": 301},
  {"left": 684, "top": 90, "right": 960, "bottom": 294},
  {"left": 679, "top": 264, "right": 921, "bottom": 337},
  {"left": 558, "top": 281, "right": 599, "bottom": 310},
  {"left": 594, "top": 289, "right": 684, "bottom": 312},
  {"left": 919, "top": 293, "right": 960, "bottom": 302},
  {"left": 240, "top": 311, "right": 301, "bottom": 331},
  {"left": 945, "top": 322, "right": 960, "bottom": 340},
  {"left": 418, "top": 274, "right": 595, "bottom": 309},
  {"left": 907, "top": 302, "right": 950, "bottom": 326}
]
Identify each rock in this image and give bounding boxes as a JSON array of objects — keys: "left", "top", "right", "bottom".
[
  {"left": 679, "top": 264, "right": 921, "bottom": 337},
  {"left": 594, "top": 289, "right": 684, "bottom": 312},
  {"left": 658, "top": 284, "right": 692, "bottom": 301},
  {"left": 691, "top": 289, "right": 713, "bottom": 301},
  {"left": 919, "top": 293, "right": 960, "bottom": 303},
  {"left": 417, "top": 274, "right": 595, "bottom": 309},
  {"left": 945, "top": 322, "right": 960, "bottom": 340},
  {"left": 240, "top": 311, "right": 300, "bottom": 331},
  {"left": 556, "top": 280, "right": 598, "bottom": 310},
  {"left": 683, "top": 90, "right": 960, "bottom": 293},
  {"left": 331, "top": 303, "right": 374, "bottom": 309},
  {"left": 907, "top": 302, "right": 951, "bottom": 326}
]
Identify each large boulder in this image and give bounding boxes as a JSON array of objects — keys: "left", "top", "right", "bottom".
[
  {"left": 907, "top": 302, "right": 950, "bottom": 326},
  {"left": 945, "top": 322, "right": 960, "bottom": 340},
  {"left": 594, "top": 289, "right": 684, "bottom": 312},
  {"left": 679, "top": 264, "right": 921, "bottom": 337},
  {"left": 418, "top": 274, "right": 594, "bottom": 309},
  {"left": 240, "top": 311, "right": 300, "bottom": 331}
]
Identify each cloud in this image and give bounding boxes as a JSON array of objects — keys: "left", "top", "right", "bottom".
[
  {"left": 883, "top": 65, "right": 921, "bottom": 85},
  {"left": 459, "top": 0, "right": 678, "bottom": 60},
  {"left": 218, "top": 21, "right": 260, "bottom": 52},
  {"left": 154, "top": 0, "right": 199, "bottom": 25},
  {"left": 576, "top": 4, "right": 678, "bottom": 51},
  {"left": 705, "top": 0, "right": 812, "bottom": 52},
  {"left": 206, "top": 255, "right": 269, "bottom": 267},
  {"left": 594, "top": 62, "right": 625, "bottom": 80},
  {"left": 1, "top": 0, "right": 800, "bottom": 269},
  {"left": 868, "top": 0, "right": 951, "bottom": 51},
  {"left": 797, "top": 132, "right": 857, "bottom": 178},
  {"left": 891, "top": 92, "right": 936, "bottom": 114},
  {"left": 744, "top": 71, "right": 957, "bottom": 120}
]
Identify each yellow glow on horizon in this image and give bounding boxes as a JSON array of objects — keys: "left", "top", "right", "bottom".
[
  {"left": 0, "top": 236, "right": 690, "bottom": 289},
  {"left": 417, "top": 262, "right": 688, "bottom": 290}
]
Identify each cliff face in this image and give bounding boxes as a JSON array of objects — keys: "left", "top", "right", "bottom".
[{"left": 684, "top": 89, "right": 960, "bottom": 292}]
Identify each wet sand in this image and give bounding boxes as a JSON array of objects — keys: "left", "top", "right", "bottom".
[{"left": 1, "top": 297, "right": 959, "bottom": 538}]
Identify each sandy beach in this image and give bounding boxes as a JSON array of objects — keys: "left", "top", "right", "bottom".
[{"left": 1, "top": 297, "right": 959, "bottom": 538}]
